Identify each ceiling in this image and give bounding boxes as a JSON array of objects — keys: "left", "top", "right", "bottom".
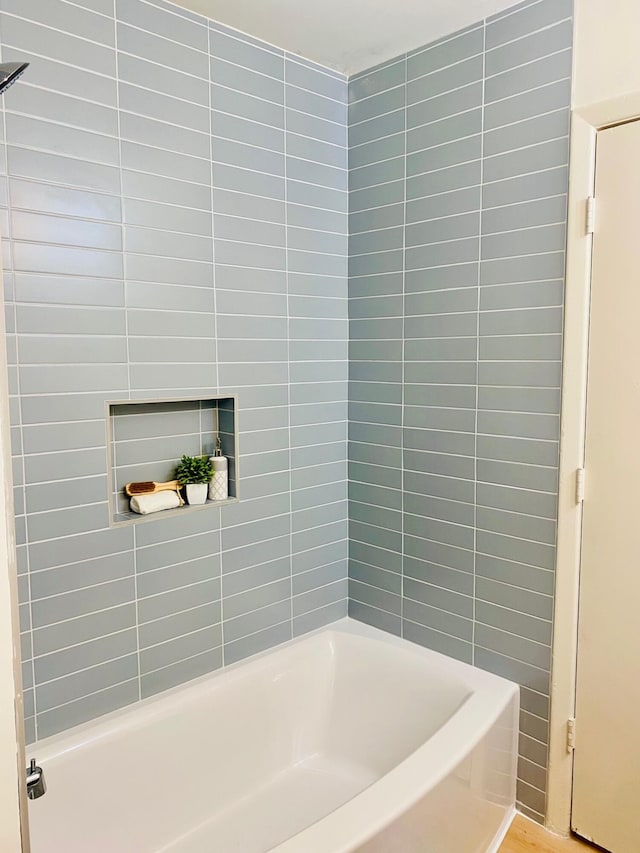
[{"left": 171, "top": 0, "right": 525, "bottom": 75}]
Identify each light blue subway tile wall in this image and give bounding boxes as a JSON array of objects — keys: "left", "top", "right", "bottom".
[
  {"left": 348, "top": 54, "right": 406, "bottom": 638},
  {"left": 347, "top": 0, "right": 572, "bottom": 822},
  {"left": 0, "top": 0, "right": 348, "bottom": 742}
]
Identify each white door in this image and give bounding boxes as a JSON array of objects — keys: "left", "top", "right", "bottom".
[{"left": 572, "top": 119, "right": 640, "bottom": 851}]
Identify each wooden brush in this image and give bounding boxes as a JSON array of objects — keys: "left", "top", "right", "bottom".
[{"left": 125, "top": 480, "right": 180, "bottom": 497}]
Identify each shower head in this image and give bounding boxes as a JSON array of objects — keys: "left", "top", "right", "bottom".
[{"left": 0, "top": 62, "right": 29, "bottom": 95}]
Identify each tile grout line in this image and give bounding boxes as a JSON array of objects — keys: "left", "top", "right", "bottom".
[
  {"left": 208, "top": 23, "right": 226, "bottom": 665},
  {"left": 472, "top": 21, "right": 487, "bottom": 667},
  {"left": 345, "top": 74, "right": 352, "bottom": 624},
  {"left": 113, "top": 0, "right": 142, "bottom": 702},
  {"left": 113, "top": 7, "right": 132, "bottom": 407},
  {"left": 400, "top": 51, "right": 408, "bottom": 640},
  {"left": 132, "top": 524, "right": 142, "bottom": 701},
  {"left": 283, "top": 53, "right": 294, "bottom": 642}
]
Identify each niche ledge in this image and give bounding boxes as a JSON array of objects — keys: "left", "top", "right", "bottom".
[{"left": 106, "top": 395, "right": 239, "bottom": 528}]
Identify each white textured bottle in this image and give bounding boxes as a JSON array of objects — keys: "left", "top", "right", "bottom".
[{"left": 209, "top": 436, "right": 228, "bottom": 502}]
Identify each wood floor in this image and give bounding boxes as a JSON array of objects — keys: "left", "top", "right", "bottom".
[{"left": 499, "top": 815, "right": 596, "bottom": 852}]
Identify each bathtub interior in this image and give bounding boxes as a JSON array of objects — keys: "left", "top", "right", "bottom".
[
  {"left": 319, "top": 630, "right": 472, "bottom": 776},
  {"left": 28, "top": 624, "right": 507, "bottom": 853}
]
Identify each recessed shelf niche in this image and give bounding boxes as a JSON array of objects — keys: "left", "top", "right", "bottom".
[{"left": 106, "top": 396, "right": 238, "bottom": 527}]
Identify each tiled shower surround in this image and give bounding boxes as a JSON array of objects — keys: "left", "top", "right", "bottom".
[
  {"left": 0, "top": 0, "right": 349, "bottom": 742},
  {"left": 348, "top": 0, "right": 572, "bottom": 821},
  {"left": 0, "top": 0, "right": 571, "bottom": 826}
]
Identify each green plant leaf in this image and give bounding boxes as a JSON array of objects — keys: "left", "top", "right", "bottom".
[{"left": 174, "top": 454, "right": 213, "bottom": 485}]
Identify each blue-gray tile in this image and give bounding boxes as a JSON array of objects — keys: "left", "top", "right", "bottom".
[
  {"left": 117, "top": 0, "right": 207, "bottom": 50},
  {"left": 408, "top": 26, "right": 483, "bottom": 79},
  {"left": 408, "top": 82, "right": 482, "bottom": 130},
  {"left": 404, "top": 618, "right": 473, "bottom": 664},
  {"left": 407, "top": 136, "right": 482, "bottom": 177},
  {"left": 2, "top": 16, "right": 116, "bottom": 77},
  {"left": 122, "top": 141, "right": 211, "bottom": 186},
  {"left": 7, "top": 113, "right": 119, "bottom": 166},
  {"left": 475, "top": 622, "right": 550, "bottom": 670},
  {"left": 120, "top": 111, "right": 209, "bottom": 158},
  {"left": 348, "top": 134, "right": 404, "bottom": 170},
  {"left": 287, "top": 59, "right": 346, "bottom": 103},
  {"left": 408, "top": 109, "right": 482, "bottom": 154},
  {"left": 293, "top": 599, "right": 347, "bottom": 636},
  {"left": 349, "top": 85, "right": 404, "bottom": 126},
  {"left": 476, "top": 599, "right": 551, "bottom": 646},
  {"left": 484, "top": 109, "right": 570, "bottom": 159},
  {"left": 36, "top": 653, "right": 138, "bottom": 714},
  {"left": 348, "top": 599, "right": 401, "bottom": 636},
  {"left": 122, "top": 169, "right": 211, "bottom": 209},
  {"left": 484, "top": 79, "right": 572, "bottom": 131},
  {"left": 141, "top": 647, "right": 222, "bottom": 698},
  {"left": 117, "top": 21, "right": 205, "bottom": 78},
  {"left": 286, "top": 108, "right": 346, "bottom": 147},
  {"left": 486, "top": 20, "right": 572, "bottom": 77},
  {"left": 482, "top": 197, "right": 567, "bottom": 236},
  {"left": 485, "top": 0, "right": 573, "bottom": 50},
  {"left": 223, "top": 620, "right": 291, "bottom": 665},
  {"left": 138, "top": 579, "right": 221, "bottom": 624},
  {"left": 35, "top": 628, "right": 137, "bottom": 683},
  {"left": 5, "top": 0, "right": 114, "bottom": 44},
  {"left": 119, "top": 81, "right": 208, "bottom": 133},
  {"left": 349, "top": 59, "right": 405, "bottom": 102},
  {"left": 212, "top": 56, "right": 284, "bottom": 103},
  {"left": 289, "top": 84, "right": 347, "bottom": 125},
  {"left": 210, "top": 27, "right": 284, "bottom": 80},
  {"left": 118, "top": 53, "right": 208, "bottom": 105},
  {"left": 138, "top": 603, "right": 221, "bottom": 649},
  {"left": 406, "top": 160, "right": 481, "bottom": 200},
  {"left": 349, "top": 540, "right": 401, "bottom": 574},
  {"left": 484, "top": 139, "right": 569, "bottom": 186},
  {"left": 32, "top": 603, "right": 135, "bottom": 658},
  {"left": 36, "top": 680, "right": 139, "bottom": 740},
  {"left": 407, "top": 55, "right": 483, "bottom": 105},
  {"left": 348, "top": 110, "right": 405, "bottom": 148},
  {"left": 140, "top": 625, "right": 221, "bottom": 674},
  {"left": 485, "top": 50, "right": 572, "bottom": 104}
]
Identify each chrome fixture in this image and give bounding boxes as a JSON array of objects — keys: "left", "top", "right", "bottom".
[
  {"left": 26, "top": 759, "right": 46, "bottom": 800},
  {"left": 0, "top": 62, "right": 29, "bottom": 95}
]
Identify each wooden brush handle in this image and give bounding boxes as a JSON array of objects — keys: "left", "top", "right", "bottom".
[
  {"left": 152, "top": 480, "right": 180, "bottom": 493},
  {"left": 126, "top": 480, "right": 180, "bottom": 496}
]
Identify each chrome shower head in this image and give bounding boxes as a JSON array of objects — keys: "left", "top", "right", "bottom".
[{"left": 0, "top": 62, "right": 29, "bottom": 95}]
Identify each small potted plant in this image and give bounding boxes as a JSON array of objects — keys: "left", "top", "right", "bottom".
[{"left": 174, "top": 455, "right": 213, "bottom": 506}]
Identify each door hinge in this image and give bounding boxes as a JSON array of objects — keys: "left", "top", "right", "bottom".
[
  {"left": 586, "top": 196, "right": 596, "bottom": 235},
  {"left": 567, "top": 716, "right": 576, "bottom": 753},
  {"left": 575, "top": 467, "right": 585, "bottom": 504}
]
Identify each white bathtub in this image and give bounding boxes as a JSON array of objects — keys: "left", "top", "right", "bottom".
[{"left": 28, "top": 619, "right": 518, "bottom": 853}]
